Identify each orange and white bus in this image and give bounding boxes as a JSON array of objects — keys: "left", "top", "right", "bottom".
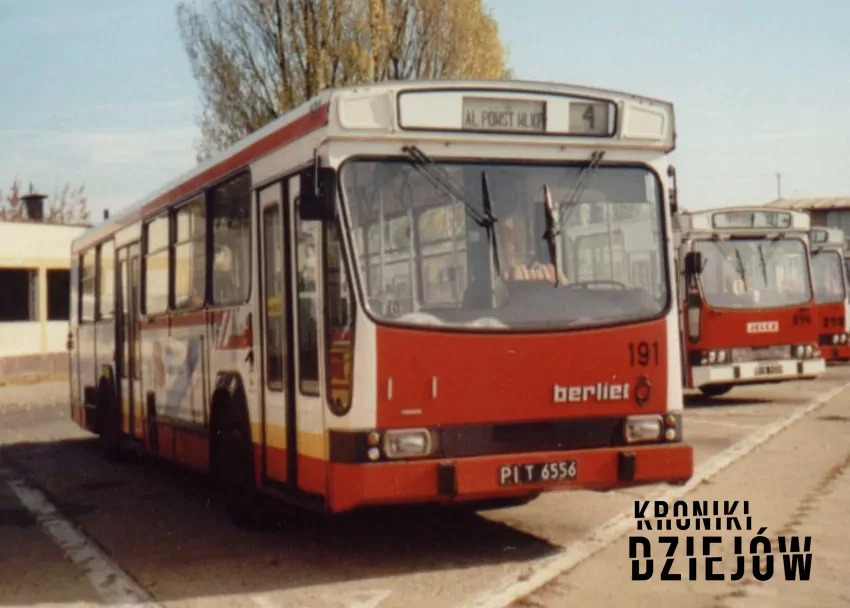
[
  {"left": 810, "top": 226, "right": 850, "bottom": 361},
  {"left": 675, "top": 207, "right": 825, "bottom": 397},
  {"left": 68, "top": 80, "right": 693, "bottom": 523}
]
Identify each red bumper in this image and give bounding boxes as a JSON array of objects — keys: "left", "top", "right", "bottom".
[
  {"left": 822, "top": 343, "right": 850, "bottom": 361},
  {"left": 328, "top": 443, "right": 693, "bottom": 513}
]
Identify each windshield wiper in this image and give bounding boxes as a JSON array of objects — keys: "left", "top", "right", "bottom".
[
  {"left": 757, "top": 244, "right": 769, "bottom": 286},
  {"left": 557, "top": 150, "right": 606, "bottom": 230},
  {"left": 734, "top": 247, "right": 749, "bottom": 293},
  {"left": 402, "top": 145, "right": 503, "bottom": 281},
  {"left": 480, "top": 171, "right": 501, "bottom": 278},
  {"left": 542, "top": 184, "right": 561, "bottom": 286},
  {"left": 401, "top": 145, "right": 488, "bottom": 226}
]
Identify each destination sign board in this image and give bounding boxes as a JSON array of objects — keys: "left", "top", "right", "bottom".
[
  {"left": 462, "top": 97, "right": 546, "bottom": 133},
  {"left": 459, "top": 96, "right": 614, "bottom": 136},
  {"left": 712, "top": 210, "right": 792, "bottom": 230}
]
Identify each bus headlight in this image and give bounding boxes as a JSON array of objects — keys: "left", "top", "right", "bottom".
[
  {"left": 795, "top": 345, "right": 805, "bottom": 358},
  {"left": 624, "top": 415, "right": 663, "bottom": 444},
  {"left": 842, "top": 334, "right": 849, "bottom": 344},
  {"left": 383, "top": 429, "right": 433, "bottom": 459},
  {"left": 833, "top": 334, "right": 840, "bottom": 345},
  {"left": 805, "top": 344, "right": 814, "bottom": 357},
  {"left": 716, "top": 350, "right": 728, "bottom": 363},
  {"left": 708, "top": 351, "right": 717, "bottom": 364}
]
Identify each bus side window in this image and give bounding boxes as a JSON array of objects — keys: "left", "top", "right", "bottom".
[
  {"left": 325, "top": 219, "right": 355, "bottom": 416},
  {"left": 210, "top": 172, "right": 251, "bottom": 305}
]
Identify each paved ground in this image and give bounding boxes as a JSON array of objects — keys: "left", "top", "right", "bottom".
[{"left": 0, "top": 372, "right": 848, "bottom": 607}]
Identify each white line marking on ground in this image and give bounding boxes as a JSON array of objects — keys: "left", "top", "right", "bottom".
[
  {"left": 0, "top": 463, "right": 161, "bottom": 607},
  {"left": 252, "top": 594, "right": 282, "bottom": 608},
  {"left": 460, "top": 378, "right": 850, "bottom": 608}
]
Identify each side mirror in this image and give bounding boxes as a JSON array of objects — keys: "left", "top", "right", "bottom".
[
  {"left": 684, "top": 251, "right": 703, "bottom": 276},
  {"left": 299, "top": 160, "right": 336, "bottom": 221}
]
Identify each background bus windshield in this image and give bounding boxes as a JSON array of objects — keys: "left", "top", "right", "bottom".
[
  {"left": 812, "top": 250, "right": 846, "bottom": 304},
  {"left": 694, "top": 238, "right": 812, "bottom": 309},
  {"left": 339, "top": 159, "right": 668, "bottom": 330}
]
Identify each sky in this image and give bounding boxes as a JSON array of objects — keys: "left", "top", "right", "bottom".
[{"left": 2, "top": 0, "right": 850, "bottom": 219}]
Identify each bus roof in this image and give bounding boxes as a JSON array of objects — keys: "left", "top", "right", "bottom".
[
  {"left": 72, "top": 79, "right": 676, "bottom": 254},
  {"left": 676, "top": 206, "right": 810, "bottom": 234}
]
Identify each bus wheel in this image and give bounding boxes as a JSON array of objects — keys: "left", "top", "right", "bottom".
[
  {"left": 699, "top": 384, "right": 733, "bottom": 398},
  {"left": 211, "top": 398, "right": 263, "bottom": 530},
  {"left": 96, "top": 378, "right": 122, "bottom": 462}
]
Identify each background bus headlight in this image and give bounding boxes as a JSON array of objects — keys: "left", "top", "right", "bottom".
[{"left": 383, "top": 429, "right": 433, "bottom": 459}]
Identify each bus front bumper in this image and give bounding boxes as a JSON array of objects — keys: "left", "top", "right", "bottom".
[
  {"left": 692, "top": 357, "right": 825, "bottom": 387},
  {"left": 328, "top": 443, "right": 693, "bottom": 513},
  {"left": 821, "top": 342, "right": 850, "bottom": 362}
]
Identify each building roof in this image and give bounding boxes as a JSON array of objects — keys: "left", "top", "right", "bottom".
[{"left": 763, "top": 197, "right": 850, "bottom": 211}]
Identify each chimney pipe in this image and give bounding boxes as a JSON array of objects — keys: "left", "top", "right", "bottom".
[
  {"left": 104, "top": 209, "right": 109, "bottom": 220},
  {"left": 21, "top": 192, "right": 46, "bottom": 222}
]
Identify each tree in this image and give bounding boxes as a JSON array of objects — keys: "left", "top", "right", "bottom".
[
  {"left": 176, "top": 0, "right": 511, "bottom": 159},
  {"left": 0, "top": 177, "right": 91, "bottom": 224}
]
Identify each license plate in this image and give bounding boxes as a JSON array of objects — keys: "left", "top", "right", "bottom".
[
  {"left": 755, "top": 364, "right": 783, "bottom": 376},
  {"left": 498, "top": 460, "right": 578, "bottom": 486}
]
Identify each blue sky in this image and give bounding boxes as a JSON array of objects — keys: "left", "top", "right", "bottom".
[{"left": 2, "top": 0, "right": 849, "bottom": 218}]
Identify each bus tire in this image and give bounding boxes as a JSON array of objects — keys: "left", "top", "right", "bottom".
[
  {"left": 210, "top": 392, "right": 263, "bottom": 530},
  {"left": 96, "top": 376, "right": 122, "bottom": 462},
  {"left": 699, "top": 384, "right": 733, "bottom": 398}
]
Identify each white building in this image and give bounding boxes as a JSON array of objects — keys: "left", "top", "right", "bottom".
[{"left": 0, "top": 209, "right": 89, "bottom": 382}]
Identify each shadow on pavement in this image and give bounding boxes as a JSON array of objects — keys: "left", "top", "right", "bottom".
[{"left": 0, "top": 437, "right": 558, "bottom": 605}]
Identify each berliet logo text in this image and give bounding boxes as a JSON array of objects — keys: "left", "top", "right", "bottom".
[
  {"left": 554, "top": 381, "right": 630, "bottom": 403},
  {"left": 747, "top": 321, "right": 779, "bottom": 334}
]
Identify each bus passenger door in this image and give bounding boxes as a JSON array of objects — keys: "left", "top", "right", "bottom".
[
  {"left": 258, "top": 183, "right": 296, "bottom": 486},
  {"left": 116, "top": 242, "right": 142, "bottom": 441},
  {"left": 288, "top": 174, "right": 326, "bottom": 498}
]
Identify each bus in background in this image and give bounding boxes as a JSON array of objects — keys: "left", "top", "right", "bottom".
[
  {"left": 675, "top": 207, "right": 825, "bottom": 398},
  {"left": 810, "top": 227, "right": 850, "bottom": 361},
  {"left": 68, "top": 80, "right": 693, "bottom": 525}
]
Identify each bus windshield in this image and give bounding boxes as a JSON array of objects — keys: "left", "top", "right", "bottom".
[
  {"left": 812, "top": 250, "right": 846, "bottom": 304},
  {"left": 338, "top": 159, "right": 668, "bottom": 330},
  {"left": 693, "top": 238, "right": 812, "bottom": 309}
]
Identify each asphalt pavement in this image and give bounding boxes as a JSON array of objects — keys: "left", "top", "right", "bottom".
[{"left": 0, "top": 372, "right": 848, "bottom": 608}]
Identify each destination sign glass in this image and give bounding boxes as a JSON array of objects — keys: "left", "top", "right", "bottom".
[
  {"left": 811, "top": 229, "right": 829, "bottom": 244},
  {"left": 569, "top": 101, "right": 611, "bottom": 136},
  {"left": 462, "top": 97, "right": 546, "bottom": 133},
  {"left": 712, "top": 210, "right": 793, "bottom": 230}
]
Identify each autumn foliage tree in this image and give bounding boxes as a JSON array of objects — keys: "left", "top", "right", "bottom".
[
  {"left": 176, "top": 0, "right": 511, "bottom": 159},
  {"left": 0, "top": 177, "right": 90, "bottom": 224}
]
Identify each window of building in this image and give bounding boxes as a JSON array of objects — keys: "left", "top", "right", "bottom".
[
  {"left": 47, "top": 269, "right": 70, "bottom": 321},
  {"left": 0, "top": 268, "right": 38, "bottom": 322}
]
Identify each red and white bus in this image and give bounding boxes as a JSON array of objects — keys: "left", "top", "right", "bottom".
[
  {"left": 68, "top": 80, "right": 693, "bottom": 523},
  {"left": 675, "top": 207, "right": 825, "bottom": 398},
  {"left": 810, "top": 226, "right": 850, "bottom": 361}
]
